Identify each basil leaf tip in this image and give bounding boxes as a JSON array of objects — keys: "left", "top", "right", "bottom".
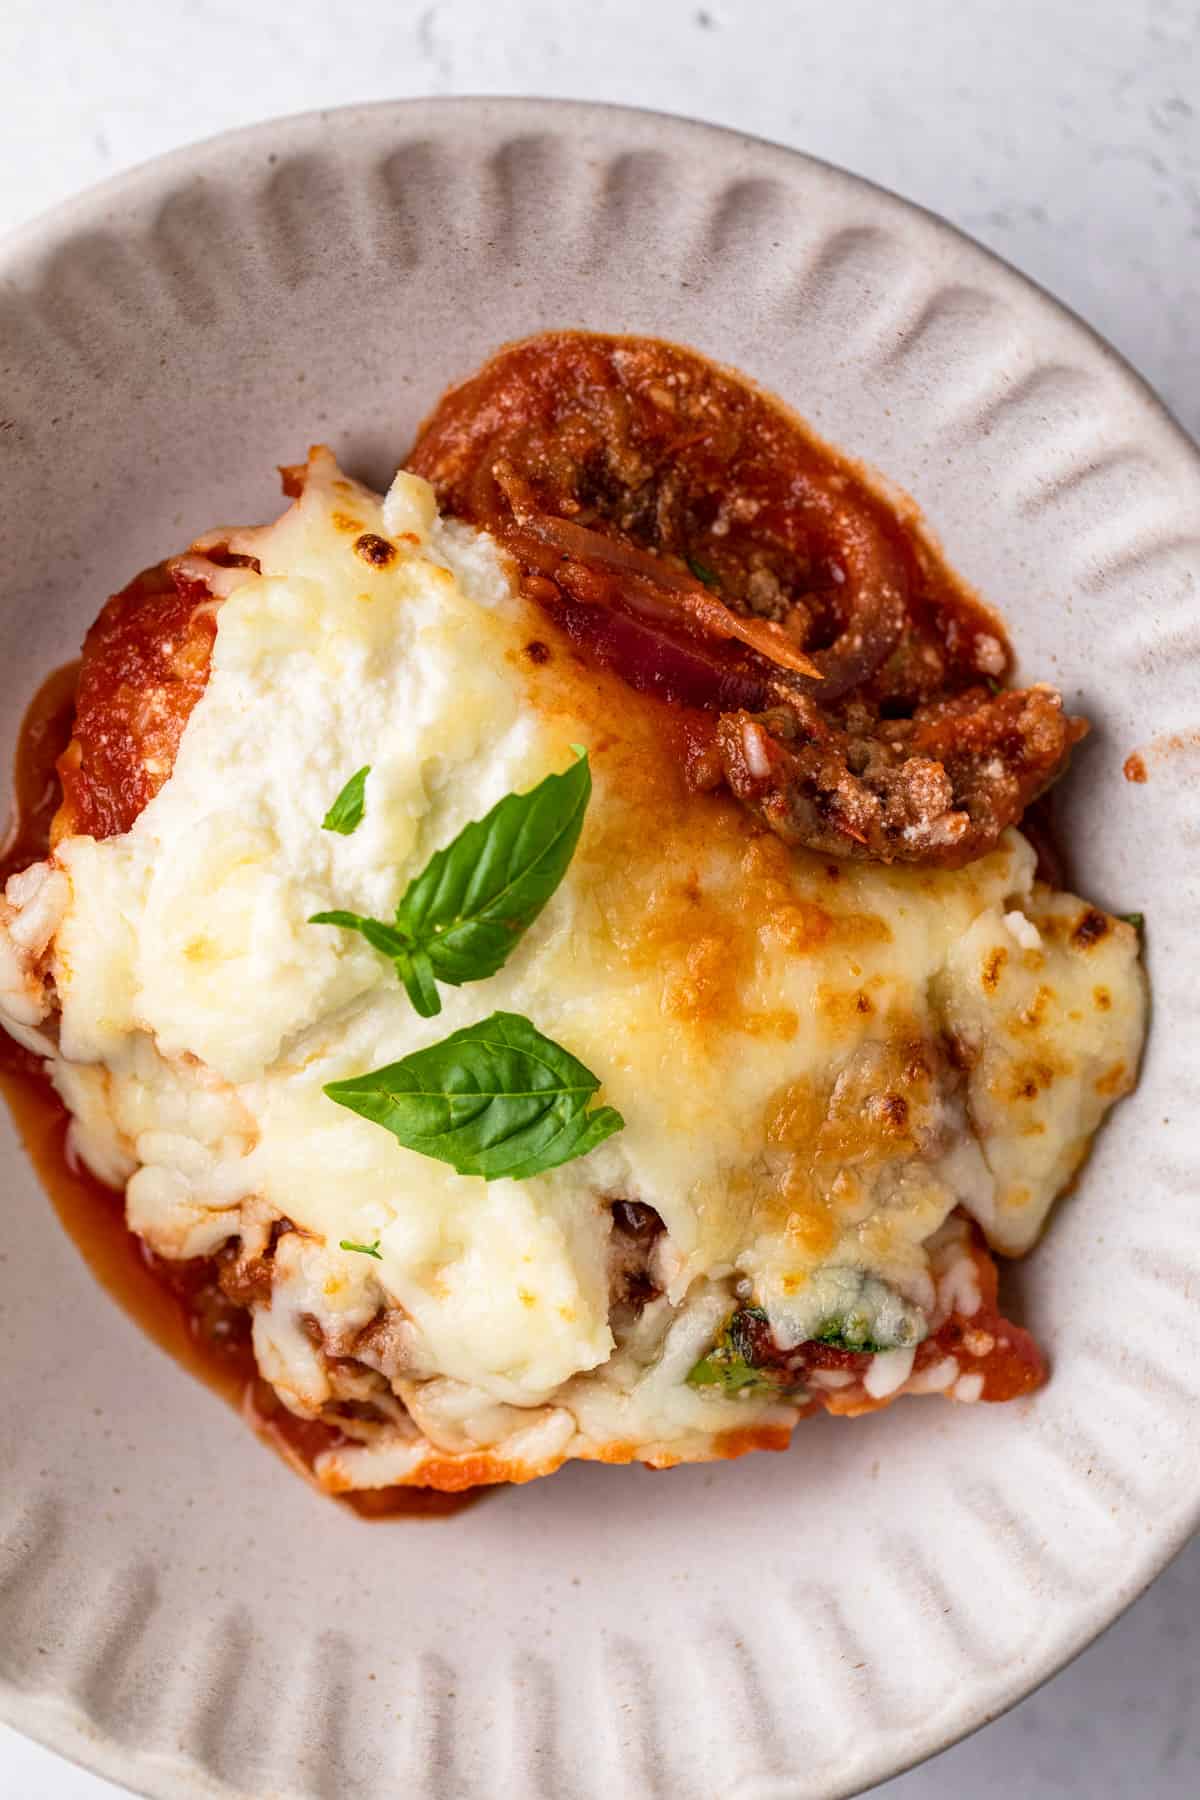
[
  {"left": 322, "top": 765, "right": 370, "bottom": 835},
  {"left": 323, "top": 1009, "right": 624, "bottom": 1181},
  {"left": 400, "top": 948, "right": 442, "bottom": 1019}
]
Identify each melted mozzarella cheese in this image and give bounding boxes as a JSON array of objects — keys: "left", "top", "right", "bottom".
[{"left": 2, "top": 450, "right": 1147, "bottom": 1456}]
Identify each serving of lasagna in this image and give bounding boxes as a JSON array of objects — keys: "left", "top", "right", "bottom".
[{"left": 0, "top": 334, "right": 1146, "bottom": 1497}]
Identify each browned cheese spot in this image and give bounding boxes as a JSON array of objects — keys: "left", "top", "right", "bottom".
[
  {"left": 766, "top": 1078, "right": 825, "bottom": 1150},
  {"left": 981, "top": 944, "right": 1008, "bottom": 993},
  {"left": 872, "top": 1092, "right": 909, "bottom": 1133},
  {"left": 353, "top": 532, "right": 398, "bottom": 569},
  {"left": 1007, "top": 1058, "right": 1061, "bottom": 1103},
  {"left": 1096, "top": 1062, "right": 1130, "bottom": 1098},
  {"left": 1017, "top": 984, "right": 1053, "bottom": 1030},
  {"left": 1072, "top": 908, "right": 1110, "bottom": 950}
]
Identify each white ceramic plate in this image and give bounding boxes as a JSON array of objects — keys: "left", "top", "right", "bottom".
[{"left": 1, "top": 98, "right": 1197, "bottom": 1800}]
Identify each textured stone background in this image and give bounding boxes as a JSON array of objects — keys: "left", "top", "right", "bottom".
[{"left": 0, "top": 1, "right": 1196, "bottom": 1793}]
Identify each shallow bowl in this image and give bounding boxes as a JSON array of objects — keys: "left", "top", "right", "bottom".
[{"left": 1, "top": 96, "right": 1198, "bottom": 1800}]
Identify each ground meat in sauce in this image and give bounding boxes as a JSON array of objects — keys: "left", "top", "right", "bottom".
[
  {"left": 608, "top": 1199, "right": 665, "bottom": 1313},
  {"left": 717, "top": 685, "right": 1084, "bottom": 865},
  {"left": 214, "top": 1218, "right": 296, "bottom": 1309},
  {"left": 407, "top": 331, "right": 1087, "bottom": 868}
]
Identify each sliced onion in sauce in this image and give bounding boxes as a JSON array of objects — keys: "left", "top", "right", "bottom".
[{"left": 516, "top": 511, "right": 823, "bottom": 680}]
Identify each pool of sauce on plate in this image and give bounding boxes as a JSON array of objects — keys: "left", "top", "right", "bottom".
[{"left": 0, "top": 666, "right": 478, "bottom": 1520}]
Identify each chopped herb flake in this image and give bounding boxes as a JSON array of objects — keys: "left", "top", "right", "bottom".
[
  {"left": 322, "top": 766, "right": 370, "bottom": 835},
  {"left": 813, "top": 1322, "right": 889, "bottom": 1355}
]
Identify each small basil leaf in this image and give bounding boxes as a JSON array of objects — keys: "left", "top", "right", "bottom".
[
  {"left": 339, "top": 1238, "right": 382, "bottom": 1259},
  {"left": 686, "top": 554, "right": 720, "bottom": 590},
  {"left": 322, "top": 1010, "right": 624, "bottom": 1181},
  {"left": 395, "top": 751, "right": 590, "bottom": 990},
  {"left": 322, "top": 766, "right": 370, "bottom": 834}
]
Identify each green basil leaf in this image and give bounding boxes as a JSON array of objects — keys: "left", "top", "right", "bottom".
[
  {"left": 322, "top": 766, "right": 370, "bottom": 834},
  {"left": 1119, "top": 911, "right": 1144, "bottom": 932},
  {"left": 686, "top": 554, "right": 720, "bottom": 590},
  {"left": 400, "top": 948, "right": 441, "bottom": 1019},
  {"left": 323, "top": 1010, "right": 624, "bottom": 1180},
  {"left": 395, "top": 750, "right": 590, "bottom": 989},
  {"left": 339, "top": 1238, "right": 382, "bottom": 1259},
  {"left": 310, "top": 751, "right": 591, "bottom": 1018}
]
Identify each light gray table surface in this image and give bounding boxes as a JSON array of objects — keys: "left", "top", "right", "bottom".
[{"left": 1, "top": 2, "right": 1196, "bottom": 1795}]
